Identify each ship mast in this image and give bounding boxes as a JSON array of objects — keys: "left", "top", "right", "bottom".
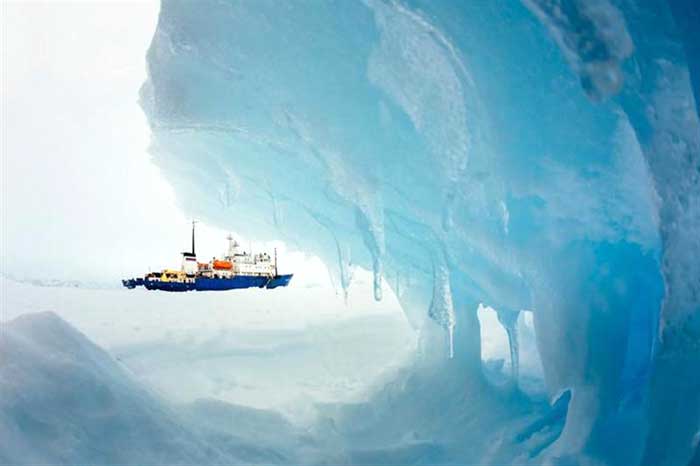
[{"left": 191, "top": 220, "right": 198, "bottom": 255}]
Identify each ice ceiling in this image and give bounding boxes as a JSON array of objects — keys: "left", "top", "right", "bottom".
[{"left": 140, "top": 1, "right": 700, "bottom": 465}]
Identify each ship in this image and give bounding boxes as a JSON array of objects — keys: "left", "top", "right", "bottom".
[{"left": 122, "top": 222, "right": 293, "bottom": 292}]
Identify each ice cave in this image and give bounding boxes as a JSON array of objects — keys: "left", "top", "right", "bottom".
[{"left": 1, "top": 1, "right": 699, "bottom": 465}]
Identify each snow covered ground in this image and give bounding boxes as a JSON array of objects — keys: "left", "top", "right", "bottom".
[
  {"left": 1, "top": 276, "right": 417, "bottom": 417},
  {"left": 1, "top": 276, "right": 532, "bottom": 414},
  {"left": 0, "top": 311, "right": 333, "bottom": 465}
]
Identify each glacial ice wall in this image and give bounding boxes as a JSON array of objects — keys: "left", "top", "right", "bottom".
[{"left": 140, "top": 1, "right": 699, "bottom": 464}]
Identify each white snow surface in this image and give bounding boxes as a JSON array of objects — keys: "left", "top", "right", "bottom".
[{"left": 1, "top": 277, "right": 417, "bottom": 415}]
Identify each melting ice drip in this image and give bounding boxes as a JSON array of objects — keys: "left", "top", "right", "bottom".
[{"left": 496, "top": 309, "right": 520, "bottom": 384}]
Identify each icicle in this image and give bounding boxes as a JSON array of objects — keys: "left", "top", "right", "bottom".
[
  {"left": 496, "top": 309, "right": 520, "bottom": 384},
  {"left": 428, "top": 255, "right": 456, "bottom": 359},
  {"left": 355, "top": 206, "right": 385, "bottom": 302},
  {"left": 336, "top": 242, "right": 353, "bottom": 303},
  {"left": 508, "top": 323, "right": 519, "bottom": 382},
  {"left": 373, "top": 257, "right": 383, "bottom": 301}
]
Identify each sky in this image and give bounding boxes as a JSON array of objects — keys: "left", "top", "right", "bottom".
[{"left": 0, "top": 1, "right": 339, "bottom": 289}]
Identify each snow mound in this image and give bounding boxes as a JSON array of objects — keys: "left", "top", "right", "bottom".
[{"left": 0, "top": 312, "right": 312, "bottom": 465}]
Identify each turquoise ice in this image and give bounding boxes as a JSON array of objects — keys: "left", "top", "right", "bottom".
[{"left": 139, "top": 1, "right": 700, "bottom": 465}]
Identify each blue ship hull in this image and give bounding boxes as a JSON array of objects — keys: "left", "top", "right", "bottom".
[
  {"left": 143, "top": 280, "right": 194, "bottom": 292},
  {"left": 196, "top": 276, "right": 268, "bottom": 290},
  {"left": 124, "top": 274, "right": 293, "bottom": 292},
  {"left": 265, "top": 274, "right": 293, "bottom": 289}
]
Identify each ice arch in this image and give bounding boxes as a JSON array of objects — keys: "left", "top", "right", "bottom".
[{"left": 140, "top": 1, "right": 699, "bottom": 464}]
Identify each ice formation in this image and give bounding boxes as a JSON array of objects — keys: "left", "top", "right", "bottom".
[{"left": 138, "top": 0, "right": 699, "bottom": 464}]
